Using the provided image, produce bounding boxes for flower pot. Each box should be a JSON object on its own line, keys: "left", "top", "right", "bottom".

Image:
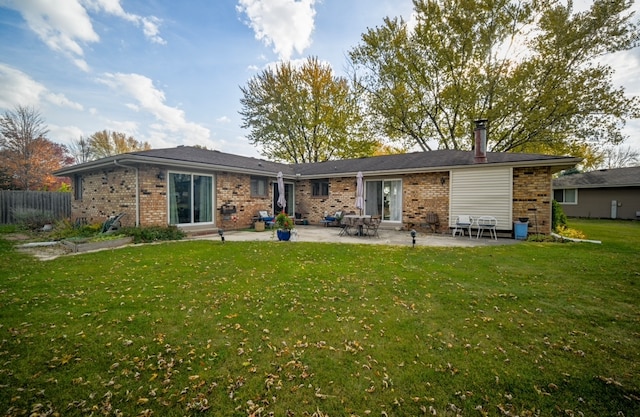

{"left": 277, "top": 230, "right": 291, "bottom": 241}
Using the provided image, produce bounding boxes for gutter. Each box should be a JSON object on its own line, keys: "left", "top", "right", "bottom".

{"left": 113, "top": 159, "right": 140, "bottom": 227}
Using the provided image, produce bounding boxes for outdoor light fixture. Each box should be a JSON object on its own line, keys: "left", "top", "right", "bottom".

{"left": 440, "top": 176, "right": 446, "bottom": 186}
{"left": 410, "top": 229, "right": 417, "bottom": 247}
{"left": 157, "top": 170, "right": 165, "bottom": 180}
{"left": 218, "top": 229, "right": 225, "bottom": 243}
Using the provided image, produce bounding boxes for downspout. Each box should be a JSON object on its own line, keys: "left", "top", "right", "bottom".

{"left": 113, "top": 160, "right": 140, "bottom": 226}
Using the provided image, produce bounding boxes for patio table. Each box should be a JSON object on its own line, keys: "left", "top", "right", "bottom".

{"left": 343, "top": 214, "right": 371, "bottom": 236}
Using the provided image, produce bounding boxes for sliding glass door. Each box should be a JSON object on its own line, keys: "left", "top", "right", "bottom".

{"left": 272, "top": 182, "right": 294, "bottom": 216}
{"left": 365, "top": 179, "right": 402, "bottom": 222}
{"left": 169, "top": 172, "right": 213, "bottom": 225}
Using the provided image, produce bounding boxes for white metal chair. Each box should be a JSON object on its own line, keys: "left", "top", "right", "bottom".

{"left": 452, "top": 215, "right": 473, "bottom": 238}
{"left": 476, "top": 216, "right": 497, "bottom": 240}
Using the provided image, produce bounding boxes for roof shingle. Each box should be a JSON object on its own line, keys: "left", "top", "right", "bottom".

{"left": 553, "top": 166, "right": 640, "bottom": 188}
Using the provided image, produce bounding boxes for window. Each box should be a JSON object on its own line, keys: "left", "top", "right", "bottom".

{"left": 73, "top": 175, "right": 83, "bottom": 200}
{"left": 251, "top": 176, "right": 268, "bottom": 197}
{"left": 554, "top": 189, "right": 577, "bottom": 204}
{"left": 169, "top": 172, "right": 213, "bottom": 225}
{"left": 311, "top": 179, "right": 329, "bottom": 197}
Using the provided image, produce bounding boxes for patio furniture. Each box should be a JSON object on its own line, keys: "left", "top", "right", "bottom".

{"left": 364, "top": 216, "right": 381, "bottom": 238}
{"left": 476, "top": 216, "right": 497, "bottom": 240}
{"left": 425, "top": 212, "right": 440, "bottom": 233}
{"left": 294, "top": 212, "right": 309, "bottom": 225}
{"left": 343, "top": 214, "right": 371, "bottom": 236}
{"left": 452, "top": 215, "right": 473, "bottom": 238}
{"left": 324, "top": 211, "right": 343, "bottom": 227}
{"left": 258, "top": 211, "right": 275, "bottom": 228}
{"left": 338, "top": 216, "right": 353, "bottom": 236}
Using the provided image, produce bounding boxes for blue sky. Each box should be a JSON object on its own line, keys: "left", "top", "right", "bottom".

{"left": 0, "top": 0, "right": 638, "bottom": 160}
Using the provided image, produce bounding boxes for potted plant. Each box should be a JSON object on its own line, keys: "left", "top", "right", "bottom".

{"left": 274, "top": 212, "right": 294, "bottom": 241}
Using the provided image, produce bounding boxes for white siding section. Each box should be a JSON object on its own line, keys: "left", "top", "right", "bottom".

{"left": 450, "top": 167, "right": 513, "bottom": 230}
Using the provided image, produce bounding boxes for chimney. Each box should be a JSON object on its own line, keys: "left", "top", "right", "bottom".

{"left": 474, "top": 119, "right": 488, "bottom": 163}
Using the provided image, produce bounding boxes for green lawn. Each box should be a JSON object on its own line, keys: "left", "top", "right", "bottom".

{"left": 1, "top": 219, "right": 638, "bottom": 416}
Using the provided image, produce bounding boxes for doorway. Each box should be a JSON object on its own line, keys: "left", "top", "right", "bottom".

{"left": 272, "top": 182, "right": 294, "bottom": 216}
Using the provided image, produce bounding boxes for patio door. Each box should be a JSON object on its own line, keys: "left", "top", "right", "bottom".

{"left": 365, "top": 179, "right": 402, "bottom": 222}
{"left": 169, "top": 172, "right": 213, "bottom": 225}
{"left": 272, "top": 182, "right": 294, "bottom": 216}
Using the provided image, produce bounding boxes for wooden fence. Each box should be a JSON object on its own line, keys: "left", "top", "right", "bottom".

{"left": 0, "top": 190, "right": 71, "bottom": 224}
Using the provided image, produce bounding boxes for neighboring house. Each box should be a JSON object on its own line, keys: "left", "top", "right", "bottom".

{"left": 552, "top": 166, "right": 640, "bottom": 220}
{"left": 55, "top": 144, "right": 581, "bottom": 235}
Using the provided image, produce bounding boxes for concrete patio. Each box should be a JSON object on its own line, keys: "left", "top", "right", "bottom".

{"left": 190, "top": 225, "right": 522, "bottom": 247}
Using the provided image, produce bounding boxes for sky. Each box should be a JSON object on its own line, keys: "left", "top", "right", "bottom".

{"left": 0, "top": 0, "right": 638, "bottom": 161}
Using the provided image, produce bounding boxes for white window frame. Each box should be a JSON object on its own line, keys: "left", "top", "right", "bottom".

{"left": 168, "top": 171, "right": 215, "bottom": 225}
{"left": 364, "top": 178, "right": 403, "bottom": 224}
{"left": 554, "top": 188, "right": 577, "bottom": 205}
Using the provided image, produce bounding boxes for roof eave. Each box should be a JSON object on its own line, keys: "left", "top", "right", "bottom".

{"left": 297, "top": 157, "right": 582, "bottom": 178}
{"left": 54, "top": 154, "right": 286, "bottom": 178}
{"left": 55, "top": 153, "right": 582, "bottom": 179}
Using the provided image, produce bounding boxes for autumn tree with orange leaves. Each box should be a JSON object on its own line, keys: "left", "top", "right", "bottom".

{"left": 0, "top": 105, "right": 73, "bottom": 190}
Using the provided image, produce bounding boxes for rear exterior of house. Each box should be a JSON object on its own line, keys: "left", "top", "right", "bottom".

{"left": 553, "top": 166, "right": 640, "bottom": 220}
{"left": 56, "top": 146, "right": 580, "bottom": 236}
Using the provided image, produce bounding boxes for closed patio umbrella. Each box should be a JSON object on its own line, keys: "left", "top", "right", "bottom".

{"left": 355, "top": 171, "right": 364, "bottom": 214}
{"left": 277, "top": 171, "right": 286, "bottom": 212}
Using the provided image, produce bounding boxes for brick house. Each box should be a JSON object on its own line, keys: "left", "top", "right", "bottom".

{"left": 55, "top": 143, "right": 581, "bottom": 235}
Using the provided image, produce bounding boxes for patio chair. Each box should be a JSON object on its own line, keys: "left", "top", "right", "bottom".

{"left": 452, "top": 215, "right": 473, "bottom": 238}
{"left": 324, "top": 210, "right": 343, "bottom": 227}
{"left": 364, "top": 216, "right": 381, "bottom": 238}
{"left": 425, "top": 212, "right": 440, "bottom": 233}
{"left": 338, "top": 216, "right": 352, "bottom": 236}
{"left": 476, "top": 216, "right": 497, "bottom": 240}
{"left": 258, "top": 210, "right": 275, "bottom": 228}
{"left": 294, "top": 212, "right": 309, "bottom": 225}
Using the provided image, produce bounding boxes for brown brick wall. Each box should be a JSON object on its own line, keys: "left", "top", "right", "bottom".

{"left": 294, "top": 172, "right": 450, "bottom": 232}
{"left": 216, "top": 172, "right": 271, "bottom": 229}
{"left": 512, "top": 166, "right": 552, "bottom": 234}
{"left": 139, "top": 165, "right": 167, "bottom": 226}
{"left": 71, "top": 166, "right": 137, "bottom": 227}
{"left": 402, "top": 172, "right": 450, "bottom": 233}
{"left": 300, "top": 177, "right": 358, "bottom": 221}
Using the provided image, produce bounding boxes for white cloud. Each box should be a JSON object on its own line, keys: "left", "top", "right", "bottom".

{"left": 82, "top": 0, "right": 166, "bottom": 44}
{"left": 97, "top": 72, "right": 210, "bottom": 146}
{"left": 216, "top": 116, "right": 231, "bottom": 124}
{"left": 0, "top": 63, "right": 45, "bottom": 108}
{"left": 140, "top": 16, "right": 165, "bottom": 45}
{"left": 0, "top": 63, "right": 83, "bottom": 110}
{"left": 48, "top": 124, "right": 84, "bottom": 144}
{"left": 1, "top": 0, "right": 164, "bottom": 71}
{"left": 1, "top": 0, "right": 98, "bottom": 71}
{"left": 237, "top": 0, "right": 317, "bottom": 60}
{"left": 44, "top": 92, "right": 84, "bottom": 111}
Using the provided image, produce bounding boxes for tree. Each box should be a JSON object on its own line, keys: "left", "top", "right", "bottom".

{"left": 88, "top": 130, "right": 151, "bottom": 159}
{"left": 596, "top": 145, "right": 640, "bottom": 169}
{"left": 348, "top": 0, "right": 640, "bottom": 162}
{"left": 239, "top": 56, "right": 377, "bottom": 163}
{"left": 0, "top": 105, "right": 73, "bottom": 190}
{"left": 67, "top": 135, "right": 92, "bottom": 164}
